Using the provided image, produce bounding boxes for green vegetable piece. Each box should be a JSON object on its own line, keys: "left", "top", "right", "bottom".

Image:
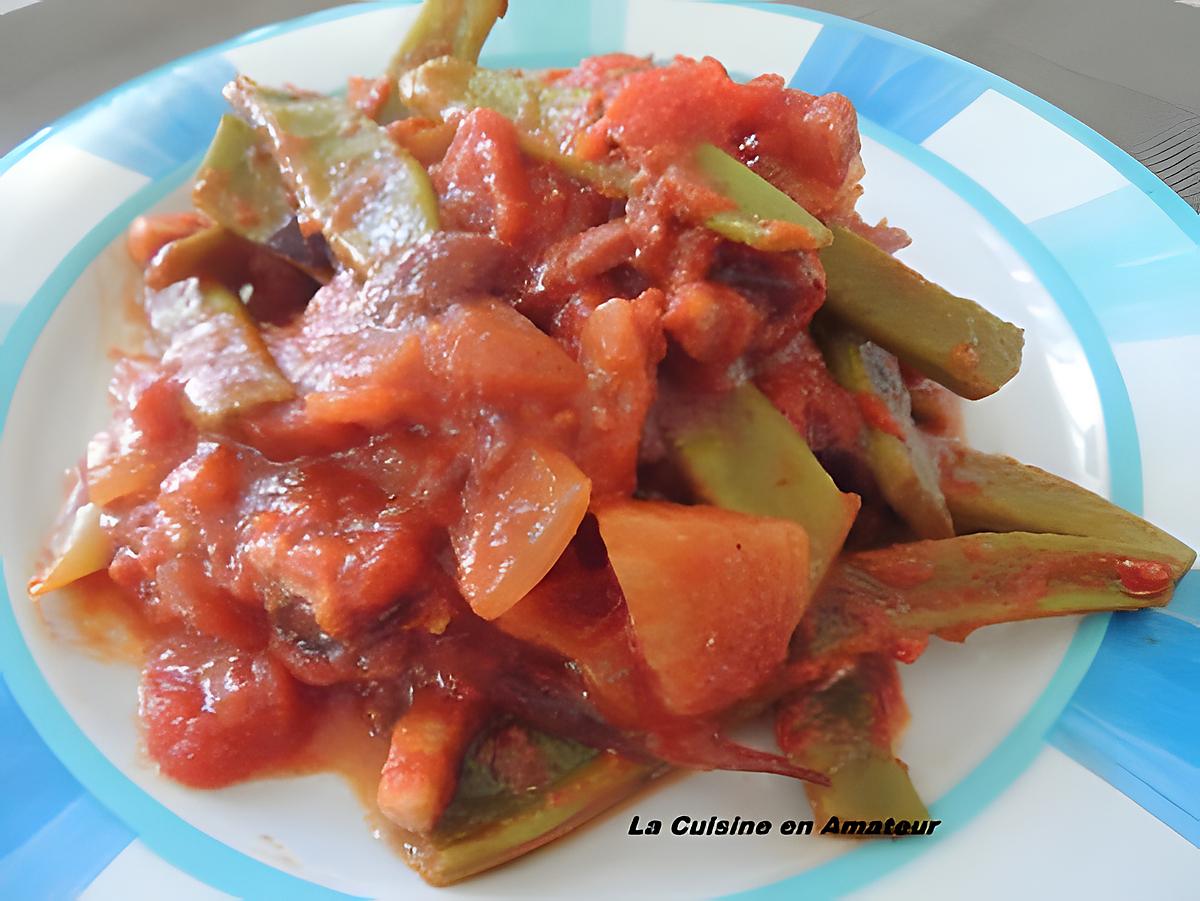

{"left": 379, "top": 0, "right": 508, "bottom": 123}
{"left": 518, "top": 136, "right": 634, "bottom": 198}
{"left": 804, "top": 531, "right": 1187, "bottom": 665}
{"left": 144, "top": 225, "right": 262, "bottom": 292}
{"left": 820, "top": 225, "right": 1024, "bottom": 400}
{"left": 192, "top": 114, "right": 294, "bottom": 245}
{"left": 667, "top": 385, "right": 918, "bottom": 836}
{"left": 668, "top": 383, "right": 860, "bottom": 586}
{"left": 777, "top": 657, "right": 929, "bottom": 826}
{"left": 409, "top": 740, "right": 663, "bottom": 886}
{"left": 145, "top": 225, "right": 321, "bottom": 325}
{"left": 399, "top": 55, "right": 596, "bottom": 152}
{"left": 400, "top": 61, "right": 828, "bottom": 247}
{"left": 435, "top": 729, "right": 597, "bottom": 841}
{"left": 816, "top": 322, "right": 954, "bottom": 539}
{"left": 695, "top": 143, "right": 833, "bottom": 252}
{"left": 401, "top": 57, "right": 630, "bottom": 194}
{"left": 388, "top": 0, "right": 508, "bottom": 79}
{"left": 225, "top": 76, "right": 439, "bottom": 275}
{"left": 144, "top": 277, "right": 294, "bottom": 424}
{"left": 940, "top": 447, "right": 1197, "bottom": 570}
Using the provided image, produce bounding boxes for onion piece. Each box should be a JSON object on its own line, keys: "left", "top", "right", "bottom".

{"left": 454, "top": 446, "right": 591, "bottom": 621}
{"left": 29, "top": 502, "right": 112, "bottom": 597}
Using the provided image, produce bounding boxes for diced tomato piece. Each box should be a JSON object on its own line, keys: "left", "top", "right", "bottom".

{"left": 518, "top": 161, "right": 613, "bottom": 256}
{"left": 535, "top": 219, "right": 636, "bottom": 298}
{"left": 594, "top": 499, "right": 810, "bottom": 717}
{"left": 576, "top": 292, "right": 665, "bottom": 497}
{"left": 756, "top": 331, "right": 866, "bottom": 456}
{"left": 547, "top": 53, "right": 654, "bottom": 97}
{"left": 157, "top": 441, "right": 243, "bottom": 512}
{"left": 266, "top": 272, "right": 438, "bottom": 431}
{"left": 125, "top": 364, "right": 193, "bottom": 444}
{"left": 432, "top": 107, "right": 534, "bottom": 246}
{"left": 583, "top": 56, "right": 865, "bottom": 223}
{"left": 377, "top": 690, "right": 486, "bottom": 834}
{"left": 584, "top": 56, "right": 741, "bottom": 167}
{"left": 302, "top": 335, "right": 428, "bottom": 430}
{"left": 139, "top": 637, "right": 305, "bottom": 787}
{"left": 153, "top": 556, "right": 264, "bottom": 650}
{"left": 235, "top": 400, "right": 368, "bottom": 460}
{"left": 663, "top": 281, "right": 761, "bottom": 366}
{"left": 86, "top": 360, "right": 193, "bottom": 506}
{"left": 347, "top": 75, "right": 392, "bottom": 120}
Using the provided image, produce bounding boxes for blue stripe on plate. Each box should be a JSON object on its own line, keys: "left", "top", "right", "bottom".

{"left": 788, "top": 23, "right": 986, "bottom": 144}
{"left": 0, "top": 676, "right": 133, "bottom": 895}
{"left": 0, "top": 795, "right": 133, "bottom": 899}
{"left": 0, "top": 677, "right": 83, "bottom": 858}
{"left": 480, "top": 0, "right": 627, "bottom": 70}
{"left": 1030, "top": 185, "right": 1200, "bottom": 341}
{"left": 57, "top": 54, "right": 237, "bottom": 179}
{"left": 1051, "top": 571, "right": 1200, "bottom": 846}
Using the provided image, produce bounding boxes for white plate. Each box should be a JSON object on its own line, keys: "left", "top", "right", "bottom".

{"left": 2, "top": 1, "right": 1197, "bottom": 898}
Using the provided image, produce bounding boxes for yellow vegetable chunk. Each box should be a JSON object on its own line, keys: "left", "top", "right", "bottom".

{"left": 595, "top": 499, "right": 809, "bottom": 717}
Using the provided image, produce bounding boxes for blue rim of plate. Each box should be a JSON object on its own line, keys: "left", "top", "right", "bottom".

{"left": 0, "top": 1, "right": 1194, "bottom": 897}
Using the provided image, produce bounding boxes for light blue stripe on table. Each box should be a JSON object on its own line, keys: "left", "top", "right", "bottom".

{"left": 0, "top": 679, "right": 85, "bottom": 859}
{"left": 57, "top": 54, "right": 237, "bottom": 180}
{"left": 0, "top": 676, "right": 133, "bottom": 897}
{"left": 1052, "top": 571, "right": 1200, "bottom": 846}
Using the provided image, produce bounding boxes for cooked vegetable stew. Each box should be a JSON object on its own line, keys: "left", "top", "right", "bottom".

{"left": 30, "top": 0, "right": 1194, "bottom": 886}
